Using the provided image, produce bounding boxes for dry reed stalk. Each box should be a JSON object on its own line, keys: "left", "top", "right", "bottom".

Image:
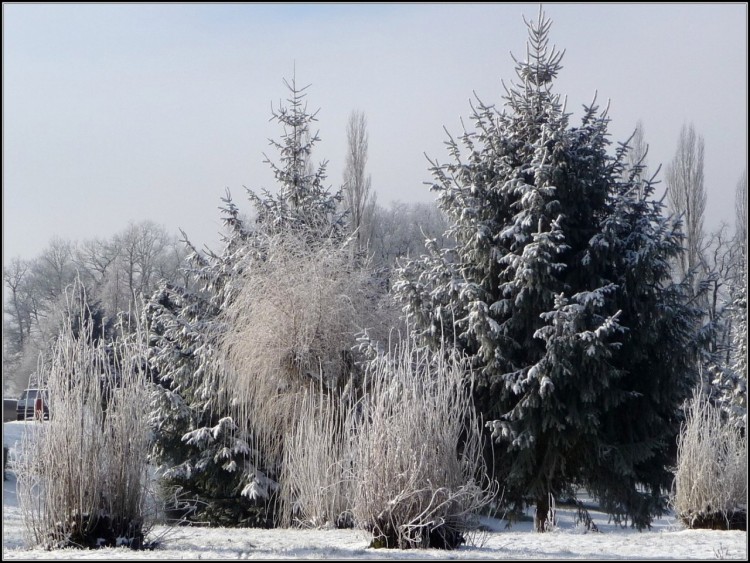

{"left": 673, "top": 387, "right": 747, "bottom": 530}
{"left": 15, "top": 283, "right": 152, "bottom": 548}
{"left": 348, "top": 339, "right": 498, "bottom": 549}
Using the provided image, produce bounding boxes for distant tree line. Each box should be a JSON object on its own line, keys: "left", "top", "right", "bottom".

{"left": 3, "top": 205, "right": 446, "bottom": 396}
{"left": 3, "top": 221, "right": 189, "bottom": 395}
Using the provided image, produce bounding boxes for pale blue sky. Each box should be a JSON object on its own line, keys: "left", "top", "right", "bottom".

{"left": 3, "top": 3, "right": 747, "bottom": 263}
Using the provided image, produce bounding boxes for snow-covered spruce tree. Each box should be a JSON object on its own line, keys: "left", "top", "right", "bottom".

{"left": 247, "top": 76, "right": 345, "bottom": 242}
{"left": 711, "top": 175, "right": 747, "bottom": 431}
{"left": 145, "top": 201, "right": 272, "bottom": 528}
{"left": 578, "top": 145, "right": 703, "bottom": 529}
{"left": 16, "top": 281, "right": 152, "bottom": 549}
{"left": 729, "top": 263, "right": 747, "bottom": 427}
{"left": 396, "top": 8, "right": 701, "bottom": 531}
{"left": 147, "top": 75, "right": 361, "bottom": 527}
{"left": 711, "top": 260, "right": 748, "bottom": 430}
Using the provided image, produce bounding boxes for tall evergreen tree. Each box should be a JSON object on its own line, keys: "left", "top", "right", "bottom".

{"left": 146, "top": 196, "right": 275, "bottom": 526}
{"left": 147, "top": 76, "right": 344, "bottom": 526}
{"left": 396, "top": 8, "right": 701, "bottom": 530}
{"left": 729, "top": 263, "right": 748, "bottom": 428}
{"left": 248, "top": 76, "right": 344, "bottom": 240}
{"left": 710, "top": 239, "right": 748, "bottom": 430}
{"left": 705, "top": 172, "right": 747, "bottom": 430}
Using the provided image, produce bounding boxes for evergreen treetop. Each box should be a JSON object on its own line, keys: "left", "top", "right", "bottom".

{"left": 248, "top": 75, "right": 345, "bottom": 241}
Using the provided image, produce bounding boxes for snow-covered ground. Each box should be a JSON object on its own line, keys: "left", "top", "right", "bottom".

{"left": 3, "top": 421, "right": 747, "bottom": 560}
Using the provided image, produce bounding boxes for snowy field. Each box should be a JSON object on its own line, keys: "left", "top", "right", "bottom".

{"left": 3, "top": 421, "right": 747, "bottom": 560}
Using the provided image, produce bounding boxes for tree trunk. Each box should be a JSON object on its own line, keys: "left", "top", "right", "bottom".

{"left": 534, "top": 494, "right": 549, "bottom": 532}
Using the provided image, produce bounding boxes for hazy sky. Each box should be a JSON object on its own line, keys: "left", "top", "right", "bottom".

{"left": 3, "top": 3, "right": 747, "bottom": 264}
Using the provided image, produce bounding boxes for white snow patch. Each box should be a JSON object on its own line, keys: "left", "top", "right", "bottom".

{"left": 3, "top": 421, "right": 747, "bottom": 560}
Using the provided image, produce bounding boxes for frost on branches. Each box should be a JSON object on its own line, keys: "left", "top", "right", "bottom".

{"left": 396, "top": 8, "right": 701, "bottom": 531}
{"left": 16, "top": 282, "right": 152, "bottom": 549}
{"left": 146, "top": 76, "right": 385, "bottom": 528}
{"left": 711, "top": 262, "right": 748, "bottom": 430}
{"left": 146, "top": 194, "right": 276, "bottom": 527}
{"left": 247, "top": 76, "right": 345, "bottom": 242}
{"left": 215, "top": 79, "right": 393, "bottom": 528}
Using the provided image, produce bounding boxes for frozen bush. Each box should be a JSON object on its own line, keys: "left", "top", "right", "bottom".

{"left": 219, "top": 231, "right": 393, "bottom": 493}
{"left": 672, "top": 387, "right": 747, "bottom": 530}
{"left": 349, "top": 338, "right": 498, "bottom": 549}
{"left": 15, "top": 283, "right": 153, "bottom": 549}
{"left": 279, "top": 387, "right": 353, "bottom": 528}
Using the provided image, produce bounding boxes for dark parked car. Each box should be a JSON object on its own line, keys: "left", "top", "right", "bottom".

{"left": 16, "top": 389, "right": 49, "bottom": 421}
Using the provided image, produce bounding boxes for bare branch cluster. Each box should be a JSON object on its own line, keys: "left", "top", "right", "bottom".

{"left": 219, "top": 230, "right": 390, "bottom": 481}
{"left": 279, "top": 387, "right": 353, "bottom": 528}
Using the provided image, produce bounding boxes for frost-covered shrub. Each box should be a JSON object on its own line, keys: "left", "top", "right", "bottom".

{"left": 15, "top": 284, "right": 153, "bottom": 549}
{"left": 672, "top": 388, "right": 747, "bottom": 530}
{"left": 279, "top": 387, "right": 353, "bottom": 528}
{"left": 349, "top": 338, "right": 498, "bottom": 549}
{"left": 219, "top": 231, "right": 391, "bottom": 494}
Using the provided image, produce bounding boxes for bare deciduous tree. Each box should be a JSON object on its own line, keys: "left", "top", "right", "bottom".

{"left": 3, "top": 257, "right": 31, "bottom": 350}
{"left": 3, "top": 222, "right": 185, "bottom": 397}
{"left": 111, "top": 221, "right": 177, "bottom": 312}
{"left": 666, "top": 123, "right": 706, "bottom": 281}
{"left": 74, "top": 236, "right": 120, "bottom": 287}
{"left": 3, "top": 257, "right": 36, "bottom": 395}
{"left": 343, "top": 110, "right": 376, "bottom": 250}
{"left": 701, "top": 224, "right": 736, "bottom": 359}
{"left": 369, "top": 201, "right": 449, "bottom": 269}
{"left": 32, "top": 237, "right": 77, "bottom": 305}
{"left": 623, "top": 120, "right": 649, "bottom": 194}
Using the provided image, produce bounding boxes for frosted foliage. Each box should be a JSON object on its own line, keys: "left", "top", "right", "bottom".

{"left": 672, "top": 388, "right": 747, "bottom": 527}
{"left": 710, "top": 261, "right": 748, "bottom": 431}
{"left": 14, "top": 282, "right": 151, "bottom": 548}
{"left": 349, "top": 339, "right": 498, "bottom": 549}
{"left": 280, "top": 388, "right": 353, "bottom": 528}
{"left": 396, "top": 5, "right": 700, "bottom": 532}
{"left": 729, "top": 264, "right": 747, "bottom": 427}
{"left": 219, "top": 231, "right": 385, "bottom": 475}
